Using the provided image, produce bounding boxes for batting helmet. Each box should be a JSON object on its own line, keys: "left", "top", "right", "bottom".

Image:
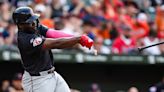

{"left": 12, "top": 7, "right": 40, "bottom": 24}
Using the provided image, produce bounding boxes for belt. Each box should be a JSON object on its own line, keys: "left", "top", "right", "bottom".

{"left": 29, "top": 67, "right": 55, "bottom": 76}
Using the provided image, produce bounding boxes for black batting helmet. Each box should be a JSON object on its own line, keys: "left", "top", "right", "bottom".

{"left": 12, "top": 7, "right": 40, "bottom": 24}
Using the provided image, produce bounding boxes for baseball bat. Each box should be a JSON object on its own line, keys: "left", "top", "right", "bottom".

{"left": 138, "top": 41, "right": 164, "bottom": 52}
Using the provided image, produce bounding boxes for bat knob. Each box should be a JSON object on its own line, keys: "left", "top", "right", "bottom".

{"left": 138, "top": 47, "right": 143, "bottom": 52}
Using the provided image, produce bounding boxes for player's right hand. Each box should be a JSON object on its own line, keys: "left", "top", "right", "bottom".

{"left": 80, "top": 35, "right": 93, "bottom": 49}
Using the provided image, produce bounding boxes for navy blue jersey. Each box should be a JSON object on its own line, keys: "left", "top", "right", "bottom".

{"left": 17, "top": 25, "right": 53, "bottom": 75}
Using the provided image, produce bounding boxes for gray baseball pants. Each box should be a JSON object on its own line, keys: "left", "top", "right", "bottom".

{"left": 22, "top": 71, "right": 70, "bottom": 92}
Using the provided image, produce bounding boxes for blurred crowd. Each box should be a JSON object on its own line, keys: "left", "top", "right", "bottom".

{"left": 0, "top": 73, "right": 140, "bottom": 92}
{"left": 0, "top": 73, "right": 24, "bottom": 92}
{"left": 1, "top": 0, "right": 164, "bottom": 55}
{"left": 0, "top": 73, "right": 103, "bottom": 92}
{"left": 1, "top": 73, "right": 164, "bottom": 92}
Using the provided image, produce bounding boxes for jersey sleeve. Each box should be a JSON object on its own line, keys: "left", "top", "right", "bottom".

{"left": 38, "top": 25, "right": 49, "bottom": 37}
{"left": 46, "top": 29, "right": 74, "bottom": 38}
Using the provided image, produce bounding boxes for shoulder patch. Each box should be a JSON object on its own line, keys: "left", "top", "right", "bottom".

{"left": 31, "top": 37, "right": 43, "bottom": 47}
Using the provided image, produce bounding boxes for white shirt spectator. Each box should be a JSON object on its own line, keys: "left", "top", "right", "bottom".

{"left": 142, "top": 37, "right": 161, "bottom": 55}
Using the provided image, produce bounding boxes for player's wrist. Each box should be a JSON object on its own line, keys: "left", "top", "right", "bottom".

{"left": 73, "top": 36, "right": 81, "bottom": 44}
{"left": 79, "top": 35, "right": 86, "bottom": 46}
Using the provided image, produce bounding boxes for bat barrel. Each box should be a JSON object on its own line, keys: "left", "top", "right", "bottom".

{"left": 138, "top": 41, "right": 164, "bottom": 52}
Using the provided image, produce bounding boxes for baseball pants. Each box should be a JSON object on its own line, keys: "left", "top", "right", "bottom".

{"left": 22, "top": 71, "right": 71, "bottom": 92}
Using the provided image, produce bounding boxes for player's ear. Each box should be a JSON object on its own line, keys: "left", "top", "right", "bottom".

{"left": 17, "top": 23, "right": 33, "bottom": 31}
{"left": 32, "top": 22, "right": 35, "bottom": 27}
{"left": 17, "top": 24, "right": 25, "bottom": 29}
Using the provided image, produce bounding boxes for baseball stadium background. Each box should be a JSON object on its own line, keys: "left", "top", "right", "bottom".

{"left": 0, "top": 0, "right": 164, "bottom": 92}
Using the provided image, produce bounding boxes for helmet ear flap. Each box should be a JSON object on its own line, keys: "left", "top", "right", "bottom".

{"left": 34, "top": 19, "right": 40, "bottom": 28}
{"left": 30, "top": 19, "right": 40, "bottom": 30}
{"left": 36, "top": 19, "right": 40, "bottom": 28}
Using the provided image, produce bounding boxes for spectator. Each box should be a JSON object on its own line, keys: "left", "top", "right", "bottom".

{"left": 88, "top": 83, "right": 102, "bottom": 92}
{"left": 11, "top": 0, "right": 33, "bottom": 7}
{"left": 0, "top": 27, "right": 9, "bottom": 46}
{"left": 71, "top": 89, "right": 81, "bottom": 92}
{"left": 4, "top": 20, "right": 17, "bottom": 46}
{"left": 0, "top": 80, "right": 16, "bottom": 92}
{"left": 150, "top": 0, "right": 164, "bottom": 7}
{"left": 155, "top": 5, "right": 164, "bottom": 38}
{"left": 0, "top": 26, "right": 8, "bottom": 46}
{"left": 0, "top": 1, "right": 11, "bottom": 24}
{"left": 67, "top": 0, "right": 85, "bottom": 16}
{"left": 140, "top": 0, "right": 156, "bottom": 22}
{"left": 98, "top": 20, "right": 118, "bottom": 42}
{"left": 34, "top": 4, "right": 54, "bottom": 28}
{"left": 124, "top": 1, "right": 139, "bottom": 17}
{"left": 82, "top": 20, "right": 96, "bottom": 40}
{"left": 140, "top": 29, "right": 161, "bottom": 55}
{"left": 159, "top": 38, "right": 164, "bottom": 54}
{"left": 94, "top": 37, "right": 111, "bottom": 54}
{"left": 82, "top": 0, "right": 105, "bottom": 27}
{"left": 103, "top": 0, "right": 123, "bottom": 20}
{"left": 122, "top": 1, "right": 150, "bottom": 40}
{"left": 60, "top": 15, "right": 82, "bottom": 35}
{"left": 50, "top": 0, "right": 65, "bottom": 19}
{"left": 59, "top": 16, "right": 76, "bottom": 34}
{"left": 130, "top": 12, "right": 150, "bottom": 39}
{"left": 112, "top": 25, "right": 136, "bottom": 54}
{"left": 0, "top": 1, "right": 11, "bottom": 46}
{"left": 11, "top": 73, "right": 24, "bottom": 92}
{"left": 1, "top": 80, "right": 10, "bottom": 92}
{"left": 128, "top": 87, "right": 139, "bottom": 92}
{"left": 54, "top": 18, "right": 65, "bottom": 30}
{"left": 0, "top": 2, "right": 10, "bottom": 46}
{"left": 149, "top": 76, "right": 164, "bottom": 92}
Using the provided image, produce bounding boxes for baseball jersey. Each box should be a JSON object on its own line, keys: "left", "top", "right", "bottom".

{"left": 17, "top": 25, "right": 53, "bottom": 75}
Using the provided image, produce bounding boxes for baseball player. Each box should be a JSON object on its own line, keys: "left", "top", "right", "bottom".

{"left": 12, "top": 7, "right": 93, "bottom": 92}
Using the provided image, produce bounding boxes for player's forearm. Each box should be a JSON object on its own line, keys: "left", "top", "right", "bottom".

{"left": 43, "top": 36, "right": 81, "bottom": 49}
{"left": 46, "top": 29, "right": 73, "bottom": 38}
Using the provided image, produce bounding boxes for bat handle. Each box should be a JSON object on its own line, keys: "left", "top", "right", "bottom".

{"left": 138, "top": 47, "right": 143, "bottom": 52}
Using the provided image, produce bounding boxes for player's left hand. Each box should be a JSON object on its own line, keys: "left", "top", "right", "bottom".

{"left": 80, "top": 35, "right": 93, "bottom": 49}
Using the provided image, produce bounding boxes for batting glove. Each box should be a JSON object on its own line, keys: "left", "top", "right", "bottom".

{"left": 80, "top": 35, "right": 93, "bottom": 49}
